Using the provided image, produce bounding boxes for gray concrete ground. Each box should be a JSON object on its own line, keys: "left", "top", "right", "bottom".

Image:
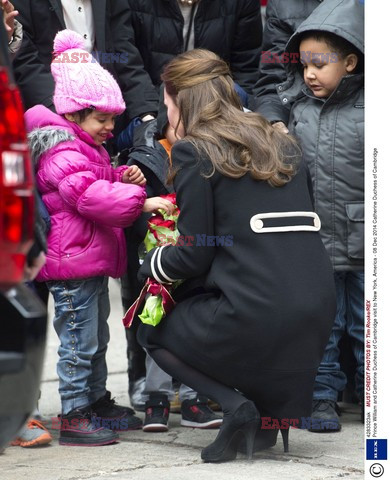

{"left": 1, "top": 280, "right": 365, "bottom": 480}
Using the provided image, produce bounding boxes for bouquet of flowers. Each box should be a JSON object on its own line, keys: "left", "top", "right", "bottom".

{"left": 144, "top": 193, "right": 180, "bottom": 251}
{"left": 123, "top": 194, "right": 180, "bottom": 328}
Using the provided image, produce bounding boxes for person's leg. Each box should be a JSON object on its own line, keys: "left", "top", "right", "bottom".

{"left": 313, "top": 272, "right": 348, "bottom": 401}
{"left": 310, "top": 272, "right": 348, "bottom": 432}
{"left": 48, "top": 278, "right": 119, "bottom": 446}
{"left": 142, "top": 353, "right": 174, "bottom": 401}
{"left": 125, "top": 317, "right": 146, "bottom": 410}
{"left": 345, "top": 271, "right": 364, "bottom": 401}
{"left": 88, "top": 276, "right": 110, "bottom": 404}
{"left": 48, "top": 278, "right": 101, "bottom": 414}
{"left": 142, "top": 353, "right": 173, "bottom": 432}
{"left": 149, "top": 348, "right": 259, "bottom": 462}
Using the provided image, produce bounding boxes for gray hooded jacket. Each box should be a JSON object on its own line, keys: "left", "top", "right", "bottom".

{"left": 280, "top": 0, "right": 364, "bottom": 271}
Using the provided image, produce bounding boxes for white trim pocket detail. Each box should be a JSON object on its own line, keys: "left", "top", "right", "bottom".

{"left": 250, "top": 211, "right": 321, "bottom": 233}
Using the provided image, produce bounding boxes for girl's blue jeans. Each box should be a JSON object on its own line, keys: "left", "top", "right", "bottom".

{"left": 47, "top": 276, "right": 110, "bottom": 414}
{"left": 313, "top": 271, "right": 364, "bottom": 402}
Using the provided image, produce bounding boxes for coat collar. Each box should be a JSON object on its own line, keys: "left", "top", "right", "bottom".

{"left": 301, "top": 73, "right": 364, "bottom": 105}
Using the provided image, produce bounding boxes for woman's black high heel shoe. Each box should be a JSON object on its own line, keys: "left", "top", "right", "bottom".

{"left": 201, "top": 401, "right": 260, "bottom": 463}
{"left": 238, "top": 424, "right": 290, "bottom": 454}
{"left": 280, "top": 427, "right": 289, "bottom": 453}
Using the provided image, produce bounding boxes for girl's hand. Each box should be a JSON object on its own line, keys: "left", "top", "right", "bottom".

{"left": 142, "top": 197, "right": 175, "bottom": 215}
{"left": 122, "top": 165, "right": 146, "bottom": 186}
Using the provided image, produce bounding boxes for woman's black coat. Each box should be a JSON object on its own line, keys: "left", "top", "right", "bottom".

{"left": 138, "top": 141, "right": 336, "bottom": 422}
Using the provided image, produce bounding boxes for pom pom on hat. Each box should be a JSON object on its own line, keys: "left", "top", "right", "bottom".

{"left": 53, "top": 30, "right": 85, "bottom": 55}
{"left": 51, "top": 29, "right": 126, "bottom": 115}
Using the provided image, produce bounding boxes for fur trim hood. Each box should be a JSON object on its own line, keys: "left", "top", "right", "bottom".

{"left": 28, "top": 128, "right": 74, "bottom": 166}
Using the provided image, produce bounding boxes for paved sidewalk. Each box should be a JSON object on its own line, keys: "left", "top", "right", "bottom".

{"left": 1, "top": 280, "right": 365, "bottom": 480}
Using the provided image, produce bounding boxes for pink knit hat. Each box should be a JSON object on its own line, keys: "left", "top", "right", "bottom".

{"left": 51, "top": 30, "right": 125, "bottom": 115}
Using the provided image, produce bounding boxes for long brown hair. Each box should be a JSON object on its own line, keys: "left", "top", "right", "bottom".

{"left": 161, "top": 49, "right": 299, "bottom": 187}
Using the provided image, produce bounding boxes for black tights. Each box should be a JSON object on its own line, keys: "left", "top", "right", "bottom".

{"left": 149, "top": 348, "right": 247, "bottom": 416}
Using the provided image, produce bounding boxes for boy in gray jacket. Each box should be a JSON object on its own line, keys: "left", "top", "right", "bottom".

{"left": 281, "top": 0, "right": 364, "bottom": 431}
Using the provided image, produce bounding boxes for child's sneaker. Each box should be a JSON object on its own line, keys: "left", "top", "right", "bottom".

{"left": 143, "top": 394, "right": 170, "bottom": 432}
{"left": 91, "top": 390, "right": 142, "bottom": 431}
{"left": 11, "top": 419, "right": 52, "bottom": 447}
{"left": 59, "top": 406, "right": 119, "bottom": 446}
{"left": 181, "top": 396, "right": 223, "bottom": 429}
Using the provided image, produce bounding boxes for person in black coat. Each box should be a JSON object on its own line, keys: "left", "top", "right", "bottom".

{"left": 111, "top": 0, "right": 263, "bottom": 123}
{"left": 11, "top": 0, "right": 137, "bottom": 111}
{"left": 251, "top": 0, "right": 323, "bottom": 130}
{"left": 136, "top": 48, "right": 337, "bottom": 463}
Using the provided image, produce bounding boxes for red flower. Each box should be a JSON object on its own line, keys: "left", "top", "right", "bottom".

{"left": 161, "top": 193, "right": 177, "bottom": 205}
{"left": 148, "top": 216, "right": 175, "bottom": 231}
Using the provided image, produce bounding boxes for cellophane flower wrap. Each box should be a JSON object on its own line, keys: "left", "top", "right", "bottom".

{"left": 143, "top": 193, "right": 180, "bottom": 252}
{"left": 122, "top": 194, "right": 180, "bottom": 329}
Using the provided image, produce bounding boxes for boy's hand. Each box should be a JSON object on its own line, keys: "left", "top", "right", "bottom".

{"left": 122, "top": 165, "right": 146, "bottom": 186}
{"left": 142, "top": 197, "right": 175, "bottom": 215}
{"left": 272, "top": 121, "right": 289, "bottom": 134}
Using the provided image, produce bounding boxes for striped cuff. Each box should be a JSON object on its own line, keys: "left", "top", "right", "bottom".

{"left": 150, "top": 245, "right": 180, "bottom": 284}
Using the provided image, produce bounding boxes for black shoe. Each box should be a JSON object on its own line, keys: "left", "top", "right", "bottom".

{"left": 237, "top": 417, "right": 290, "bottom": 454}
{"left": 309, "top": 400, "right": 341, "bottom": 432}
{"left": 59, "top": 406, "right": 119, "bottom": 446}
{"left": 143, "top": 394, "right": 170, "bottom": 432}
{"left": 91, "top": 391, "right": 142, "bottom": 431}
{"left": 201, "top": 401, "right": 260, "bottom": 463}
{"left": 181, "top": 396, "right": 222, "bottom": 429}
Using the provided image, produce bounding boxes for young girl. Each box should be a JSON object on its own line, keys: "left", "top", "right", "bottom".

{"left": 24, "top": 30, "right": 173, "bottom": 447}
{"left": 136, "top": 49, "right": 337, "bottom": 462}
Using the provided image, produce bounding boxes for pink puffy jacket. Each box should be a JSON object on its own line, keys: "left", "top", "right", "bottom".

{"left": 25, "top": 105, "right": 146, "bottom": 281}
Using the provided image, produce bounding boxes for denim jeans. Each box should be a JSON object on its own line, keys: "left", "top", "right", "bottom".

{"left": 313, "top": 271, "right": 364, "bottom": 402}
{"left": 47, "top": 276, "right": 110, "bottom": 414}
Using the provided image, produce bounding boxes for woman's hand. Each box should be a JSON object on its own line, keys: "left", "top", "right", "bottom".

{"left": 122, "top": 165, "right": 146, "bottom": 186}
{"left": 142, "top": 197, "right": 175, "bottom": 215}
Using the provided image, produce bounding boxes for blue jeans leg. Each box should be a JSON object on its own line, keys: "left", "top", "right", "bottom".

{"left": 345, "top": 271, "right": 364, "bottom": 398}
{"left": 87, "top": 277, "right": 110, "bottom": 405}
{"left": 47, "top": 276, "right": 110, "bottom": 414}
{"left": 313, "top": 272, "right": 348, "bottom": 401}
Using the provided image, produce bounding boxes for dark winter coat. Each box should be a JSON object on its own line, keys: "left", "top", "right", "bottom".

{"left": 252, "top": 0, "right": 323, "bottom": 123}
{"left": 112, "top": 0, "right": 263, "bottom": 120}
{"left": 120, "top": 120, "right": 173, "bottom": 304}
{"left": 12, "top": 0, "right": 117, "bottom": 110}
{"left": 283, "top": 0, "right": 364, "bottom": 271}
{"left": 138, "top": 140, "right": 336, "bottom": 421}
